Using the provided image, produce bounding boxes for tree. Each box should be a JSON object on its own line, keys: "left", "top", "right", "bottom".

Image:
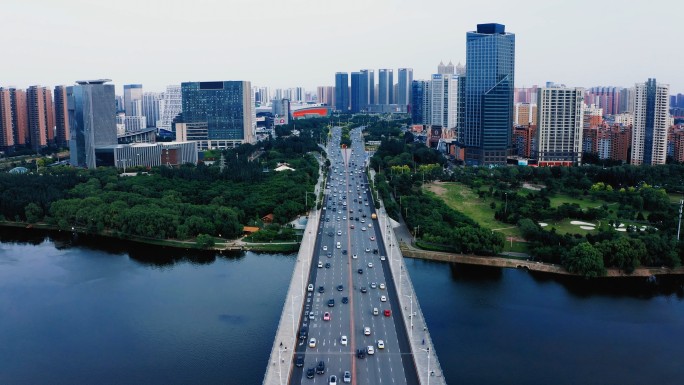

{"left": 25, "top": 203, "right": 43, "bottom": 223}
{"left": 195, "top": 234, "right": 215, "bottom": 249}
{"left": 564, "top": 242, "right": 606, "bottom": 278}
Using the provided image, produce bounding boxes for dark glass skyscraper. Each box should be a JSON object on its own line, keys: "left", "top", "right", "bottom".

{"left": 361, "top": 69, "right": 374, "bottom": 107}
{"left": 350, "top": 72, "right": 363, "bottom": 113}
{"left": 411, "top": 80, "right": 428, "bottom": 125}
{"left": 463, "top": 23, "right": 515, "bottom": 165}
{"left": 180, "top": 81, "right": 255, "bottom": 144}
{"left": 378, "top": 69, "right": 393, "bottom": 105}
{"left": 396, "top": 68, "right": 413, "bottom": 108}
{"left": 335, "top": 72, "right": 349, "bottom": 112}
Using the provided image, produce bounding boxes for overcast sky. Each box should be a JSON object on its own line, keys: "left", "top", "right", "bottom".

{"left": 3, "top": 0, "right": 682, "bottom": 94}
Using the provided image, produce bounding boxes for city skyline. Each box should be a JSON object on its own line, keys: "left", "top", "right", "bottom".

{"left": 3, "top": 0, "right": 682, "bottom": 93}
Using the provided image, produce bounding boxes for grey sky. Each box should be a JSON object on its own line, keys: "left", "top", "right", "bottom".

{"left": 3, "top": 0, "right": 683, "bottom": 94}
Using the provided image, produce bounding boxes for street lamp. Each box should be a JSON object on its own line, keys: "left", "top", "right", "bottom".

{"left": 418, "top": 347, "right": 432, "bottom": 385}
{"left": 404, "top": 293, "right": 414, "bottom": 337}
{"left": 277, "top": 342, "right": 288, "bottom": 385}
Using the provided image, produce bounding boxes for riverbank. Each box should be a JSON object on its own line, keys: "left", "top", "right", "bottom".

{"left": 401, "top": 243, "right": 684, "bottom": 277}
{"left": 0, "top": 221, "right": 301, "bottom": 253}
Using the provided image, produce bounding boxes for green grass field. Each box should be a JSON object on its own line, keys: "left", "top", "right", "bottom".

{"left": 548, "top": 194, "right": 610, "bottom": 210}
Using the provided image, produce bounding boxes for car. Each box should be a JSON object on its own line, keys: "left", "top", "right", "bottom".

{"left": 308, "top": 284, "right": 314, "bottom": 292}
{"left": 296, "top": 355, "right": 304, "bottom": 367}
{"left": 377, "top": 340, "right": 385, "bottom": 349}
{"left": 325, "top": 262, "right": 331, "bottom": 268}
{"left": 328, "top": 232, "right": 334, "bottom": 236}
{"left": 360, "top": 287, "right": 367, "bottom": 293}
{"left": 364, "top": 327, "right": 371, "bottom": 336}
{"left": 356, "top": 348, "right": 366, "bottom": 359}
{"left": 368, "top": 262, "right": 373, "bottom": 268}
{"left": 370, "top": 236, "right": 375, "bottom": 241}
{"left": 355, "top": 217, "right": 359, "bottom": 221}
{"left": 318, "top": 286, "right": 325, "bottom": 293}
{"left": 323, "top": 245, "right": 328, "bottom": 251}
{"left": 327, "top": 253, "right": 332, "bottom": 258}
{"left": 370, "top": 282, "right": 377, "bottom": 289}
{"left": 365, "top": 247, "right": 371, "bottom": 252}
{"left": 343, "top": 371, "right": 351, "bottom": 383}
{"left": 380, "top": 295, "right": 387, "bottom": 302}
{"left": 316, "top": 360, "right": 326, "bottom": 374}
{"left": 373, "top": 307, "right": 379, "bottom": 316}
{"left": 342, "top": 250, "right": 347, "bottom": 255}
{"left": 318, "top": 261, "right": 323, "bottom": 268}
{"left": 309, "top": 338, "right": 317, "bottom": 348}
{"left": 361, "top": 219, "right": 366, "bottom": 223}
{"left": 372, "top": 249, "right": 378, "bottom": 254}
{"left": 365, "top": 203, "right": 369, "bottom": 206}
{"left": 342, "top": 296, "right": 349, "bottom": 304}
{"left": 337, "top": 231, "right": 342, "bottom": 236}
{"left": 352, "top": 254, "right": 358, "bottom": 259}
{"left": 384, "top": 309, "right": 391, "bottom": 317}
{"left": 329, "top": 375, "right": 337, "bottom": 385}
{"left": 328, "top": 298, "right": 335, "bottom": 307}
{"left": 368, "top": 223, "right": 373, "bottom": 228}
{"left": 350, "top": 224, "right": 355, "bottom": 229}
{"left": 307, "top": 367, "right": 315, "bottom": 379}
{"left": 367, "top": 346, "right": 375, "bottom": 355}
{"left": 309, "top": 311, "right": 315, "bottom": 320}
{"left": 380, "top": 255, "right": 386, "bottom": 261}
{"left": 337, "top": 284, "right": 344, "bottom": 291}
{"left": 357, "top": 269, "right": 363, "bottom": 274}
{"left": 361, "top": 227, "right": 367, "bottom": 231}
{"left": 341, "top": 335, "right": 348, "bottom": 346}
{"left": 343, "top": 216, "right": 346, "bottom": 220}
{"left": 323, "top": 312, "right": 331, "bottom": 321}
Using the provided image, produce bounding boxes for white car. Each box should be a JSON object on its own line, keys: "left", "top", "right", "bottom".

{"left": 309, "top": 338, "right": 317, "bottom": 348}
{"left": 364, "top": 327, "right": 371, "bottom": 336}
{"left": 318, "top": 262, "right": 323, "bottom": 268}
{"left": 367, "top": 345, "right": 375, "bottom": 355}
{"left": 337, "top": 231, "right": 342, "bottom": 236}
{"left": 341, "top": 335, "right": 348, "bottom": 346}
{"left": 368, "top": 223, "right": 373, "bottom": 228}
{"left": 323, "top": 246, "right": 328, "bottom": 251}
{"left": 380, "top": 295, "right": 387, "bottom": 302}
{"left": 352, "top": 254, "right": 358, "bottom": 259}
{"left": 365, "top": 248, "right": 371, "bottom": 252}
{"left": 377, "top": 340, "right": 385, "bottom": 349}
{"left": 308, "top": 284, "right": 314, "bottom": 292}
{"left": 379, "top": 283, "right": 386, "bottom": 290}
{"left": 361, "top": 227, "right": 367, "bottom": 231}
{"left": 368, "top": 262, "right": 373, "bottom": 268}
{"left": 380, "top": 255, "right": 386, "bottom": 261}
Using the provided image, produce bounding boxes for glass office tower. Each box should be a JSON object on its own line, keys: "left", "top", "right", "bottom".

{"left": 463, "top": 23, "right": 515, "bottom": 165}
{"left": 335, "top": 72, "right": 349, "bottom": 112}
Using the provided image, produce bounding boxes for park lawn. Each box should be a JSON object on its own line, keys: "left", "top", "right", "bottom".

{"left": 668, "top": 193, "right": 684, "bottom": 204}
{"left": 548, "top": 193, "right": 610, "bottom": 210}
{"left": 424, "top": 182, "right": 521, "bottom": 238}
{"left": 543, "top": 218, "right": 599, "bottom": 235}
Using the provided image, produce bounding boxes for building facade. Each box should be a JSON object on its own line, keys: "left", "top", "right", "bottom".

{"left": 54, "top": 85, "right": 70, "bottom": 148}
{"left": 157, "top": 85, "right": 182, "bottom": 132}
{"left": 429, "top": 74, "right": 459, "bottom": 129}
{"left": 411, "top": 80, "right": 430, "bottom": 125}
{"left": 142, "top": 92, "right": 161, "bottom": 128}
{"left": 350, "top": 72, "right": 364, "bottom": 113}
{"left": 396, "top": 68, "right": 413, "bottom": 108}
{"left": 123, "top": 84, "right": 143, "bottom": 117}
{"left": 535, "top": 85, "right": 584, "bottom": 166}
{"left": 334, "top": 72, "right": 349, "bottom": 112}
{"left": 630, "top": 78, "right": 670, "bottom": 165}
{"left": 68, "top": 79, "right": 118, "bottom": 169}
{"left": 378, "top": 69, "right": 394, "bottom": 105}
{"left": 26, "top": 86, "right": 54, "bottom": 151}
{"left": 180, "top": 81, "right": 256, "bottom": 147}
{"left": 463, "top": 23, "right": 516, "bottom": 165}
{"left": 361, "top": 69, "right": 374, "bottom": 107}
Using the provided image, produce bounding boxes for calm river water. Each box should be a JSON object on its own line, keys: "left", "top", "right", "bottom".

{"left": 1, "top": 228, "right": 683, "bottom": 385}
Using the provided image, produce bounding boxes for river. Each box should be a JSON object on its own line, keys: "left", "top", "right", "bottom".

{"left": 1, "top": 228, "right": 683, "bottom": 385}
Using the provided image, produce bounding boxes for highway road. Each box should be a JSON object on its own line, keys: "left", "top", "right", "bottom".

{"left": 290, "top": 127, "right": 419, "bottom": 385}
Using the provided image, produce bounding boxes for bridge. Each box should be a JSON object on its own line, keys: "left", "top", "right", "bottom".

{"left": 263, "top": 127, "right": 445, "bottom": 385}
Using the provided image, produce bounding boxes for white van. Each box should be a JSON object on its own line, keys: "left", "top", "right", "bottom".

{"left": 336, "top": 242, "right": 341, "bottom": 249}
{"left": 373, "top": 307, "right": 379, "bottom": 316}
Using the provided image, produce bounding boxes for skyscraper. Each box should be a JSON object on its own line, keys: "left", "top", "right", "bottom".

{"left": 180, "top": 81, "right": 256, "bottom": 146}
{"left": 54, "top": 85, "right": 70, "bottom": 148}
{"left": 334, "top": 72, "right": 349, "bottom": 112}
{"left": 360, "top": 69, "right": 374, "bottom": 106}
{"left": 26, "top": 85, "right": 54, "bottom": 151}
{"left": 463, "top": 23, "right": 515, "bottom": 165}
{"left": 437, "top": 61, "right": 455, "bottom": 75}
{"left": 535, "top": 84, "right": 584, "bottom": 166}
{"left": 157, "top": 85, "right": 182, "bottom": 132}
{"left": 7, "top": 88, "right": 28, "bottom": 147}
{"left": 630, "top": 78, "right": 670, "bottom": 165}
{"left": 430, "top": 74, "right": 459, "bottom": 129}
{"left": 397, "top": 68, "right": 414, "bottom": 108}
{"left": 350, "top": 72, "right": 364, "bottom": 113}
{"left": 317, "top": 86, "right": 335, "bottom": 106}
{"left": 123, "top": 84, "right": 143, "bottom": 116}
{"left": 411, "top": 80, "right": 430, "bottom": 125}
{"left": 378, "top": 69, "right": 393, "bottom": 105}
{"left": 142, "top": 92, "right": 161, "bottom": 128}
{"left": 0, "top": 88, "right": 13, "bottom": 150}
{"left": 68, "top": 79, "right": 117, "bottom": 169}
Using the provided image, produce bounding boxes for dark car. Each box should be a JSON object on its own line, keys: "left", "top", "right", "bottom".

{"left": 307, "top": 367, "right": 315, "bottom": 378}
{"left": 342, "top": 296, "right": 348, "bottom": 304}
{"left": 316, "top": 360, "right": 326, "bottom": 374}
{"left": 356, "top": 348, "right": 366, "bottom": 359}
{"left": 296, "top": 355, "right": 304, "bottom": 367}
{"left": 325, "top": 262, "right": 331, "bottom": 268}
{"left": 328, "top": 232, "right": 334, "bottom": 236}
{"left": 318, "top": 286, "right": 325, "bottom": 293}
{"left": 357, "top": 269, "right": 363, "bottom": 274}
{"left": 372, "top": 249, "right": 378, "bottom": 254}
{"left": 328, "top": 299, "right": 335, "bottom": 307}
{"left": 342, "top": 250, "right": 347, "bottom": 255}
{"left": 337, "top": 284, "right": 344, "bottom": 291}
{"left": 360, "top": 287, "right": 368, "bottom": 293}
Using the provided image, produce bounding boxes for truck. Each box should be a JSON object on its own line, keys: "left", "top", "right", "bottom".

{"left": 371, "top": 213, "right": 377, "bottom": 220}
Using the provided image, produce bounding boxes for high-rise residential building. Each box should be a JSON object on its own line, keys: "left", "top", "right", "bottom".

{"left": 115, "top": 95, "right": 124, "bottom": 113}
{"left": 334, "top": 72, "right": 349, "bottom": 112}
{"left": 254, "top": 86, "right": 270, "bottom": 105}
{"left": 437, "top": 61, "right": 455, "bottom": 75}
{"left": 350, "top": 72, "right": 364, "bottom": 113}
{"left": 455, "top": 62, "right": 466, "bottom": 76}
{"left": 630, "top": 78, "right": 670, "bottom": 165}
{"left": 317, "top": 86, "right": 335, "bottom": 106}
{"left": 68, "top": 79, "right": 117, "bottom": 169}
{"left": 0, "top": 88, "right": 13, "bottom": 150}
{"left": 514, "top": 103, "right": 538, "bottom": 126}
{"left": 463, "top": 23, "right": 515, "bottom": 166}
{"left": 513, "top": 125, "right": 537, "bottom": 158}
{"left": 142, "top": 92, "right": 161, "bottom": 128}
{"left": 535, "top": 85, "right": 584, "bottom": 166}
{"left": 378, "top": 69, "right": 393, "bottom": 105}
{"left": 180, "top": 81, "right": 255, "bottom": 147}
{"left": 361, "top": 69, "right": 374, "bottom": 106}
{"left": 396, "top": 68, "right": 413, "bottom": 108}
{"left": 430, "top": 74, "right": 459, "bottom": 129}
{"left": 586, "top": 87, "right": 625, "bottom": 116}
{"left": 411, "top": 80, "right": 430, "bottom": 125}
{"left": 123, "top": 84, "right": 143, "bottom": 116}
{"left": 157, "top": 85, "right": 182, "bottom": 132}
{"left": 5, "top": 88, "right": 29, "bottom": 147}
{"left": 54, "top": 85, "right": 70, "bottom": 148}
{"left": 26, "top": 86, "right": 54, "bottom": 151}
{"left": 272, "top": 98, "right": 290, "bottom": 125}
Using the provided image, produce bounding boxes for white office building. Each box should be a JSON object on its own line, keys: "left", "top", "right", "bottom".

{"left": 157, "top": 85, "right": 182, "bottom": 132}
{"left": 429, "top": 74, "right": 459, "bottom": 129}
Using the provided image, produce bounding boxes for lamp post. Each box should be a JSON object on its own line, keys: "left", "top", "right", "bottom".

{"left": 418, "top": 347, "right": 431, "bottom": 385}
{"left": 404, "top": 293, "right": 413, "bottom": 337}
